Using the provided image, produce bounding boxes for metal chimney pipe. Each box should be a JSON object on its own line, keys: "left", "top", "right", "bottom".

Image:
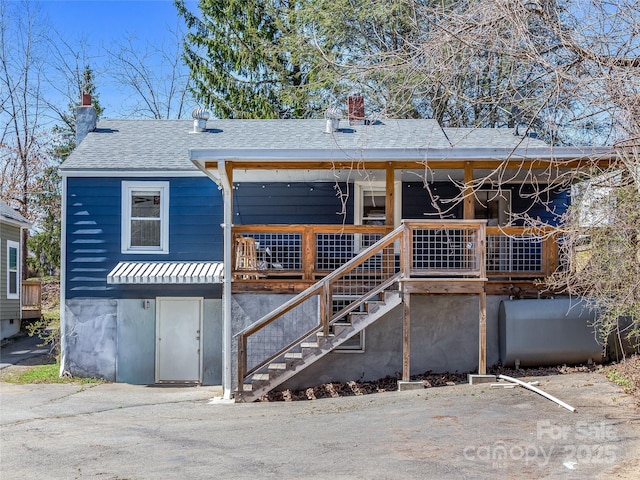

{"left": 324, "top": 107, "right": 341, "bottom": 133}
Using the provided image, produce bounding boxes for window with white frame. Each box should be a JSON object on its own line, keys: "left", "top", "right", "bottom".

{"left": 121, "top": 181, "right": 169, "bottom": 253}
{"left": 7, "top": 240, "right": 19, "bottom": 299}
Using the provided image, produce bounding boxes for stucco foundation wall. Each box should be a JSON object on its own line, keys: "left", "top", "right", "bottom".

{"left": 63, "top": 299, "right": 117, "bottom": 381}
{"left": 274, "top": 294, "right": 506, "bottom": 392}
{"left": 116, "top": 300, "right": 156, "bottom": 384}
{"left": 64, "top": 298, "right": 223, "bottom": 385}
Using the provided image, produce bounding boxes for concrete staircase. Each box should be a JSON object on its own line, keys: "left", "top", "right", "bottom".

{"left": 236, "top": 288, "right": 402, "bottom": 402}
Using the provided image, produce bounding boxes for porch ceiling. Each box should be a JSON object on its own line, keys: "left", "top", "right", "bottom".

{"left": 230, "top": 167, "right": 569, "bottom": 183}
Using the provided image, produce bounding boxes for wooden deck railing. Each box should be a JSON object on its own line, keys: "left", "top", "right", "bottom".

{"left": 234, "top": 220, "right": 488, "bottom": 393}
{"left": 232, "top": 223, "right": 558, "bottom": 284}
{"left": 21, "top": 280, "right": 42, "bottom": 320}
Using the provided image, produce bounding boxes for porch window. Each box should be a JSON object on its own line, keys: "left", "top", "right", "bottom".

{"left": 473, "top": 190, "right": 511, "bottom": 226}
{"left": 354, "top": 181, "right": 402, "bottom": 228}
{"left": 121, "top": 181, "right": 169, "bottom": 254}
{"left": 7, "top": 240, "right": 19, "bottom": 299}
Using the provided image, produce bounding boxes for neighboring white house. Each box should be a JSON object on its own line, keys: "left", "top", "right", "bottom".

{"left": 0, "top": 199, "right": 31, "bottom": 340}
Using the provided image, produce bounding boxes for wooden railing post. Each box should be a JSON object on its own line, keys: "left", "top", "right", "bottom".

{"left": 321, "top": 281, "right": 331, "bottom": 337}
{"left": 543, "top": 233, "right": 559, "bottom": 276}
{"left": 402, "top": 223, "right": 411, "bottom": 278}
{"left": 237, "top": 335, "right": 247, "bottom": 395}
{"left": 303, "top": 227, "right": 315, "bottom": 281}
{"left": 478, "top": 222, "right": 486, "bottom": 279}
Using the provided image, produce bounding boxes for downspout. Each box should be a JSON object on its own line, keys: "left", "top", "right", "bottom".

{"left": 217, "top": 159, "right": 233, "bottom": 400}
{"left": 59, "top": 174, "right": 68, "bottom": 376}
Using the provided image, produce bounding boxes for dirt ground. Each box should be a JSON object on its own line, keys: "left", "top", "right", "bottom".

{"left": 261, "top": 357, "right": 640, "bottom": 408}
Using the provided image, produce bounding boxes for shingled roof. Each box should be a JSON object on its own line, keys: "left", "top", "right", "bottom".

{"left": 60, "top": 118, "right": 551, "bottom": 172}
{"left": 0, "top": 199, "right": 30, "bottom": 227}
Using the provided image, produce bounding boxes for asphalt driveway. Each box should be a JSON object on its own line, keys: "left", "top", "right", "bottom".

{"left": 1, "top": 369, "right": 639, "bottom": 479}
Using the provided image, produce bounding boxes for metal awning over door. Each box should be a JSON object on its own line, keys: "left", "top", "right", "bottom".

{"left": 107, "top": 262, "right": 223, "bottom": 285}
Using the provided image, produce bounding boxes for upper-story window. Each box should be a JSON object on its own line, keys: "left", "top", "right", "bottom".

{"left": 7, "top": 240, "right": 19, "bottom": 299}
{"left": 121, "top": 181, "right": 169, "bottom": 254}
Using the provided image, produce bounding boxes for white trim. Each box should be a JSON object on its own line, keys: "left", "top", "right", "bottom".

{"left": 7, "top": 240, "right": 19, "bottom": 300}
{"left": 60, "top": 170, "right": 205, "bottom": 178}
{"left": 121, "top": 181, "right": 170, "bottom": 254}
{"left": 354, "top": 180, "right": 402, "bottom": 229}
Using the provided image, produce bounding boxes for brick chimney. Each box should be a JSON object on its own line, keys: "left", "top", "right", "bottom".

{"left": 348, "top": 94, "right": 364, "bottom": 125}
{"left": 76, "top": 94, "right": 97, "bottom": 145}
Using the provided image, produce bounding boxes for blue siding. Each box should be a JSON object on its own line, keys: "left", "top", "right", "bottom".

{"left": 403, "top": 182, "right": 463, "bottom": 219}
{"left": 403, "top": 182, "right": 568, "bottom": 224}
{"left": 66, "top": 177, "right": 567, "bottom": 298}
{"left": 66, "top": 176, "right": 223, "bottom": 298}
{"left": 510, "top": 185, "right": 569, "bottom": 226}
{"left": 234, "top": 182, "right": 354, "bottom": 224}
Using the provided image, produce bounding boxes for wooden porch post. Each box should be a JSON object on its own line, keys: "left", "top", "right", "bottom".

{"left": 384, "top": 162, "right": 396, "bottom": 276}
{"left": 385, "top": 162, "right": 395, "bottom": 228}
{"left": 464, "top": 162, "right": 474, "bottom": 220}
{"left": 402, "top": 289, "right": 411, "bottom": 381}
{"left": 478, "top": 289, "right": 487, "bottom": 375}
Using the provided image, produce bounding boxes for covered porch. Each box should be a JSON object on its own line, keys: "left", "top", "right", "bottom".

{"left": 190, "top": 144, "right": 613, "bottom": 400}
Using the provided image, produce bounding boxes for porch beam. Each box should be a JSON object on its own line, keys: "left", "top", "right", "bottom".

{"left": 203, "top": 158, "right": 613, "bottom": 171}
{"left": 401, "top": 279, "right": 486, "bottom": 294}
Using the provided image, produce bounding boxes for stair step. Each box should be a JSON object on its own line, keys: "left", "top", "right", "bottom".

{"left": 316, "top": 332, "right": 334, "bottom": 338}
{"left": 284, "top": 352, "right": 303, "bottom": 361}
{"left": 384, "top": 291, "right": 401, "bottom": 301}
{"left": 300, "top": 341, "right": 319, "bottom": 349}
{"left": 268, "top": 362, "right": 287, "bottom": 371}
{"left": 364, "top": 301, "right": 384, "bottom": 313}
{"left": 252, "top": 373, "right": 270, "bottom": 382}
{"left": 349, "top": 311, "right": 368, "bottom": 322}
{"left": 332, "top": 324, "right": 352, "bottom": 335}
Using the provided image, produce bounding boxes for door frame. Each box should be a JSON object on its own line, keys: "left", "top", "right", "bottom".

{"left": 155, "top": 296, "right": 204, "bottom": 384}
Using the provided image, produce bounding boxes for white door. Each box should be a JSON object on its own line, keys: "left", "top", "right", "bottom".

{"left": 156, "top": 297, "right": 203, "bottom": 383}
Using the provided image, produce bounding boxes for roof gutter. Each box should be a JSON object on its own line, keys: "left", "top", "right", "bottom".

{"left": 189, "top": 146, "right": 617, "bottom": 163}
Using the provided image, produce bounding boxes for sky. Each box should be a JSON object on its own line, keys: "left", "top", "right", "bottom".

{"left": 36, "top": 0, "right": 198, "bottom": 118}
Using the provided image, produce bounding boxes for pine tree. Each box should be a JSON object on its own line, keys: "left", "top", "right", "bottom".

{"left": 176, "top": 0, "right": 324, "bottom": 119}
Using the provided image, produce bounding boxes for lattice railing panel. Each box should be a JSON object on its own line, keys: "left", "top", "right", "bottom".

{"left": 411, "top": 226, "right": 480, "bottom": 275}
{"left": 315, "top": 233, "right": 383, "bottom": 271}
{"left": 241, "top": 233, "right": 302, "bottom": 271}
{"left": 486, "top": 234, "right": 543, "bottom": 272}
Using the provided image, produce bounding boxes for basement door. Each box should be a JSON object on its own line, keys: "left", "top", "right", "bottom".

{"left": 156, "top": 297, "right": 203, "bottom": 383}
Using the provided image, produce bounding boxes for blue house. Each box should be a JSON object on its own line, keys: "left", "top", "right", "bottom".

{"left": 60, "top": 97, "right": 613, "bottom": 400}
